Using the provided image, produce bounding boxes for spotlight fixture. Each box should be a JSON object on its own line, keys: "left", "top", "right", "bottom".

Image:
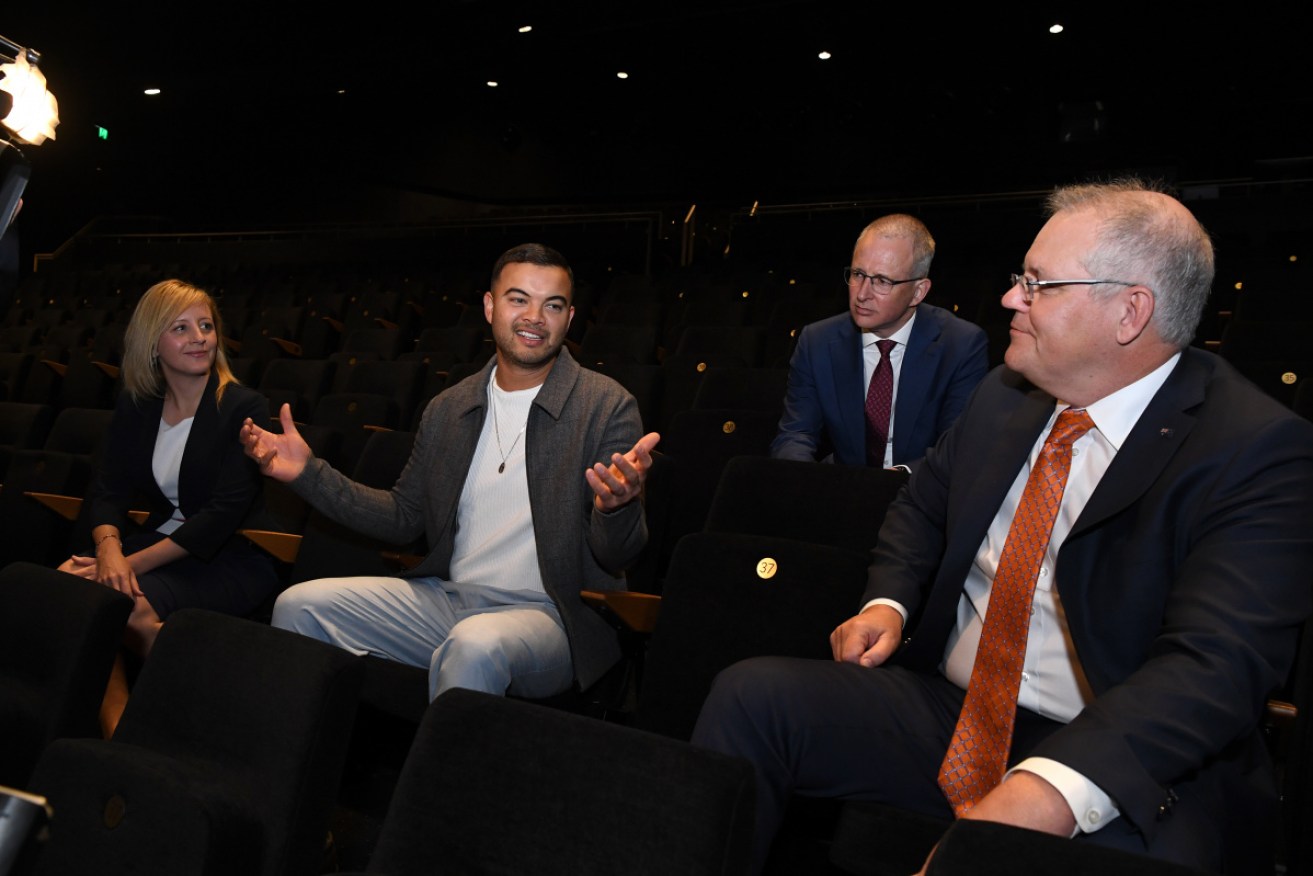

{"left": 0, "top": 34, "right": 60, "bottom": 234}
{"left": 0, "top": 37, "right": 59, "bottom": 145}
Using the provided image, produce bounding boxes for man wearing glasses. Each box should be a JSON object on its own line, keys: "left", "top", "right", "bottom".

{"left": 694, "top": 180, "right": 1313, "bottom": 874}
{"left": 771, "top": 213, "right": 989, "bottom": 470}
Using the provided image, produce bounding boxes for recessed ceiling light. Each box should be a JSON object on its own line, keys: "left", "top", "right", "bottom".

{"left": 144, "top": 88, "right": 161, "bottom": 96}
{"left": 617, "top": 71, "right": 629, "bottom": 79}
{"left": 1049, "top": 23, "right": 1064, "bottom": 34}
{"left": 818, "top": 50, "right": 831, "bottom": 60}
{"left": 518, "top": 25, "right": 532, "bottom": 33}
{"left": 486, "top": 81, "right": 499, "bottom": 88}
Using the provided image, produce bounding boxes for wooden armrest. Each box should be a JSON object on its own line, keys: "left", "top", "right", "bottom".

{"left": 25, "top": 492, "right": 85, "bottom": 521}
{"left": 93, "top": 361, "right": 121, "bottom": 380}
{"left": 240, "top": 529, "right": 303, "bottom": 564}
{"left": 25, "top": 492, "right": 147, "bottom": 525}
{"left": 323, "top": 316, "right": 345, "bottom": 333}
{"left": 41, "top": 359, "right": 67, "bottom": 377}
{"left": 380, "top": 551, "right": 424, "bottom": 571}
{"left": 1266, "top": 698, "right": 1297, "bottom": 726}
{"left": 580, "top": 590, "right": 662, "bottom": 635}
{"left": 268, "top": 338, "right": 303, "bottom": 357}
{"left": 223, "top": 336, "right": 243, "bottom": 353}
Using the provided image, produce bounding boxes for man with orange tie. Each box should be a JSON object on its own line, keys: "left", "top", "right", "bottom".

{"left": 692, "top": 179, "right": 1313, "bottom": 874}
{"left": 770, "top": 213, "right": 988, "bottom": 471}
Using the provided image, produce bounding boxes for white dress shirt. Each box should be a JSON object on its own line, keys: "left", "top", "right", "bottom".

{"left": 870, "top": 351, "right": 1181, "bottom": 833}
{"left": 153, "top": 415, "right": 194, "bottom": 534}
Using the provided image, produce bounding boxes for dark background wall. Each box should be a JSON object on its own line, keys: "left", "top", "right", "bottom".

{"left": 2, "top": 2, "right": 1310, "bottom": 257}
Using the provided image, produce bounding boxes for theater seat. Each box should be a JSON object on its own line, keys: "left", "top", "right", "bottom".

{"left": 354, "top": 687, "right": 756, "bottom": 876}
{"left": 24, "top": 609, "right": 363, "bottom": 876}
{"left": 0, "top": 562, "right": 132, "bottom": 791}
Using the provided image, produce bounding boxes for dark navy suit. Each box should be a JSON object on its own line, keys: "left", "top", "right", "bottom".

{"left": 697, "top": 350, "right": 1313, "bottom": 874}
{"left": 771, "top": 303, "right": 989, "bottom": 468}
{"left": 870, "top": 350, "right": 1313, "bottom": 871}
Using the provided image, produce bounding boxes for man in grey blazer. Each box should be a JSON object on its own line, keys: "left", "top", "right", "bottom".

{"left": 772, "top": 213, "right": 989, "bottom": 471}
{"left": 241, "top": 243, "right": 659, "bottom": 701}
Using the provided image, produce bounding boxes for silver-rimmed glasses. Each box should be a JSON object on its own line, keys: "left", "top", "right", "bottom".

{"left": 844, "top": 267, "right": 925, "bottom": 292}
{"left": 1009, "top": 273, "right": 1137, "bottom": 304}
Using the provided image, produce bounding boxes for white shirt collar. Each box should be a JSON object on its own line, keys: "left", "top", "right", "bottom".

{"left": 863, "top": 310, "right": 917, "bottom": 348}
{"left": 1060, "top": 352, "right": 1181, "bottom": 451}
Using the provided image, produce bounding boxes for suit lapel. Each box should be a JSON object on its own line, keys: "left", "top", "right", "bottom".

{"left": 177, "top": 377, "right": 219, "bottom": 513}
{"left": 828, "top": 319, "right": 866, "bottom": 451}
{"left": 893, "top": 309, "right": 942, "bottom": 460}
{"left": 1070, "top": 353, "right": 1202, "bottom": 537}
{"left": 907, "top": 377, "right": 1054, "bottom": 659}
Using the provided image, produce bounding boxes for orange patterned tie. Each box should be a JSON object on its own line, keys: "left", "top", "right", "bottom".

{"left": 938, "top": 407, "right": 1096, "bottom": 816}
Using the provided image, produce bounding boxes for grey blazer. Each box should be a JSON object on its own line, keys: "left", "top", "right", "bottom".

{"left": 291, "top": 348, "right": 647, "bottom": 689}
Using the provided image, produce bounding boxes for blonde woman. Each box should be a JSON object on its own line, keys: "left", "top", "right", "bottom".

{"left": 60, "top": 279, "right": 279, "bottom": 735}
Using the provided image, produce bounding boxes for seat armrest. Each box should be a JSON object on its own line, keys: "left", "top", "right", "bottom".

{"left": 240, "top": 529, "right": 303, "bottom": 564}
{"left": 25, "top": 492, "right": 148, "bottom": 525}
{"left": 580, "top": 590, "right": 662, "bottom": 634}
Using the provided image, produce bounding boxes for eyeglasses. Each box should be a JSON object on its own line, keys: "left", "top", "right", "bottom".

{"left": 844, "top": 267, "right": 925, "bottom": 292}
{"left": 1009, "top": 273, "right": 1137, "bottom": 305}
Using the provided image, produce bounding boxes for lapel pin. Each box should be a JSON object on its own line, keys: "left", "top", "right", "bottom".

{"left": 1160, "top": 428, "right": 1174, "bottom": 438}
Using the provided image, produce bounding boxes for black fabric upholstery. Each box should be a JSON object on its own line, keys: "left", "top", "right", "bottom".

{"left": 690, "top": 366, "right": 788, "bottom": 417}
{"left": 925, "top": 820, "right": 1214, "bottom": 876}
{"left": 653, "top": 409, "right": 779, "bottom": 582}
{"left": 827, "top": 802, "right": 947, "bottom": 876}
{"left": 311, "top": 393, "right": 403, "bottom": 476}
{"left": 704, "top": 455, "right": 908, "bottom": 552}
{"left": 0, "top": 562, "right": 131, "bottom": 790}
{"left": 0, "top": 401, "right": 54, "bottom": 465}
{"left": 634, "top": 531, "right": 870, "bottom": 741}
{"left": 23, "top": 739, "right": 262, "bottom": 875}
{"left": 1277, "top": 615, "right": 1313, "bottom": 876}
{"left": 259, "top": 358, "right": 336, "bottom": 421}
{"left": 365, "top": 687, "right": 756, "bottom": 876}
{"left": 358, "top": 655, "right": 430, "bottom": 727}
{"left": 0, "top": 407, "right": 111, "bottom": 560}
{"left": 24, "top": 609, "right": 363, "bottom": 876}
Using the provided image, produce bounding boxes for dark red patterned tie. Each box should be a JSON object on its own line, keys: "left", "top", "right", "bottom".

{"left": 864, "top": 339, "right": 896, "bottom": 467}
{"left": 938, "top": 407, "right": 1096, "bottom": 815}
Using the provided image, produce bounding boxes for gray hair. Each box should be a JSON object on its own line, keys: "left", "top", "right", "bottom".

{"left": 1047, "top": 178, "right": 1214, "bottom": 348}
{"left": 857, "top": 214, "right": 936, "bottom": 278}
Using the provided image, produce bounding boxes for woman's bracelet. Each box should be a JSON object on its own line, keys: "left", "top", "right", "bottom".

{"left": 95, "top": 533, "right": 121, "bottom": 548}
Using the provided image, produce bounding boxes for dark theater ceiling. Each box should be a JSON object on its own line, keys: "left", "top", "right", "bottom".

{"left": 4, "top": 2, "right": 1311, "bottom": 247}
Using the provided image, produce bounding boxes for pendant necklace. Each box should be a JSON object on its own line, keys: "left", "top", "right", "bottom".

{"left": 490, "top": 384, "right": 526, "bottom": 474}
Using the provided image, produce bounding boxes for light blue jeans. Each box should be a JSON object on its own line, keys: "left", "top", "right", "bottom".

{"left": 270, "top": 576, "right": 574, "bottom": 701}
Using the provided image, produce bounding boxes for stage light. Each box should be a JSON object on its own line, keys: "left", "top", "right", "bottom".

{"left": 0, "top": 35, "right": 60, "bottom": 235}
{"left": 0, "top": 39, "right": 59, "bottom": 145}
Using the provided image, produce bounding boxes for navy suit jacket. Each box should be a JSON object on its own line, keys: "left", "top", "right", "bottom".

{"left": 771, "top": 303, "right": 989, "bottom": 468}
{"left": 871, "top": 350, "right": 1313, "bottom": 871}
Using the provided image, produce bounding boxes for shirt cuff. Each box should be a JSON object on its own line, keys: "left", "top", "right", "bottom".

{"left": 1010, "top": 757, "right": 1120, "bottom": 836}
{"left": 862, "top": 598, "right": 908, "bottom": 626}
